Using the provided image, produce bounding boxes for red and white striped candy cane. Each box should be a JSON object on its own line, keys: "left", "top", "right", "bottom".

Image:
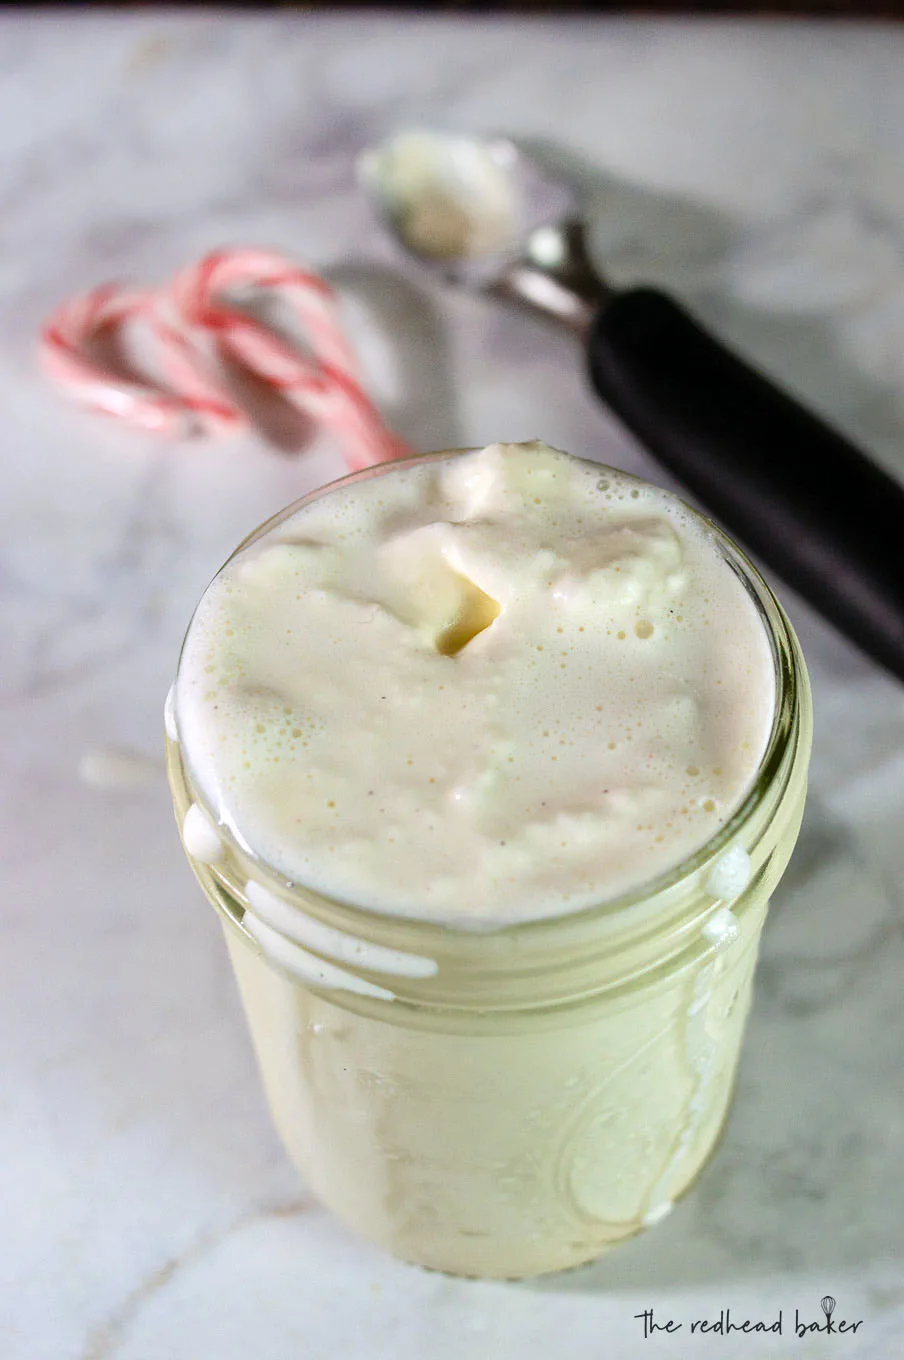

{"left": 39, "top": 282, "right": 242, "bottom": 438}
{"left": 169, "top": 248, "right": 412, "bottom": 471}
{"left": 39, "top": 249, "right": 413, "bottom": 473}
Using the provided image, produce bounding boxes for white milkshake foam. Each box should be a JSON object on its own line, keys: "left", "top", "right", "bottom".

{"left": 175, "top": 441, "right": 775, "bottom": 925}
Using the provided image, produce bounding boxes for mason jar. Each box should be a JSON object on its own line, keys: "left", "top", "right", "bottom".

{"left": 166, "top": 457, "right": 811, "bottom": 1280}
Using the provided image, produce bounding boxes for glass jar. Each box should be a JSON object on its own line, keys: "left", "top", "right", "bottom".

{"left": 166, "top": 457, "right": 811, "bottom": 1280}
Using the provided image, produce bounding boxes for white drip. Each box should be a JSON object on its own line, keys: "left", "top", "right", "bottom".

{"left": 164, "top": 684, "right": 178, "bottom": 743}
{"left": 642, "top": 1200, "right": 674, "bottom": 1227}
{"left": 243, "top": 914, "right": 395, "bottom": 1001}
{"left": 702, "top": 906, "right": 740, "bottom": 948}
{"left": 644, "top": 958, "right": 720, "bottom": 1213}
{"left": 705, "top": 844, "right": 752, "bottom": 902}
{"left": 245, "top": 880, "right": 438, "bottom": 978}
{"left": 182, "top": 803, "right": 224, "bottom": 865}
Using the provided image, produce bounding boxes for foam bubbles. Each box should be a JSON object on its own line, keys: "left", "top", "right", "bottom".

{"left": 175, "top": 442, "right": 776, "bottom": 925}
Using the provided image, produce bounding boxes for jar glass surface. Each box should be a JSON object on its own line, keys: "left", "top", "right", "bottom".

{"left": 167, "top": 451, "right": 812, "bottom": 1279}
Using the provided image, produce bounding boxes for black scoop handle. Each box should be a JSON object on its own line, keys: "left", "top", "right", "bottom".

{"left": 587, "top": 286, "right": 904, "bottom": 682}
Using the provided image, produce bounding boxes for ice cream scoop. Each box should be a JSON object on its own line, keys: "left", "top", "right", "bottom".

{"left": 359, "top": 129, "right": 904, "bottom": 684}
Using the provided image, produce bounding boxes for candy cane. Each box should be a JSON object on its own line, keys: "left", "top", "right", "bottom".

{"left": 168, "top": 248, "right": 411, "bottom": 471}
{"left": 39, "top": 249, "right": 413, "bottom": 472}
{"left": 39, "top": 282, "right": 242, "bottom": 438}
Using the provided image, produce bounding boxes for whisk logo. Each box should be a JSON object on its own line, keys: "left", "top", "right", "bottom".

{"left": 795, "top": 1294, "right": 863, "bottom": 1338}
{"left": 633, "top": 1294, "right": 864, "bottom": 1340}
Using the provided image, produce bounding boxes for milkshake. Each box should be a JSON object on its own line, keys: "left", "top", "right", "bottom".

{"left": 167, "top": 441, "right": 811, "bottom": 1277}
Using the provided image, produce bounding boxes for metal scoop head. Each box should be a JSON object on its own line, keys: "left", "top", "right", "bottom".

{"left": 358, "top": 129, "right": 610, "bottom": 330}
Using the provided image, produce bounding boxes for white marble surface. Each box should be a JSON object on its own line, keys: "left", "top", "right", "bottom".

{"left": 3, "top": 13, "right": 904, "bottom": 1360}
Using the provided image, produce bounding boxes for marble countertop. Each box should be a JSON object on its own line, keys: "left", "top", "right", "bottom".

{"left": 3, "top": 13, "right": 904, "bottom": 1360}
